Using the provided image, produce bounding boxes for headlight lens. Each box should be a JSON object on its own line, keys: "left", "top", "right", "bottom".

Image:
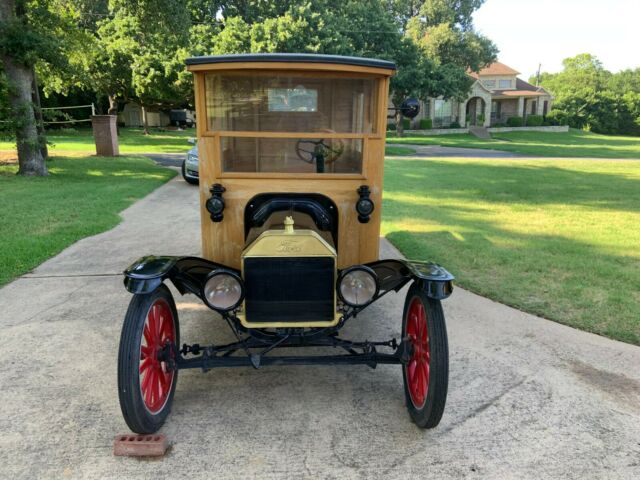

{"left": 338, "top": 266, "right": 378, "bottom": 307}
{"left": 202, "top": 270, "right": 244, "bottom": 311}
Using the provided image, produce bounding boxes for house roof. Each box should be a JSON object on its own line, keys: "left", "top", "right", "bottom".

{"left": 515, "top": 78, "right": 540, "bottom": 92}
{"left": 492, "top": 78, "right": 549, "bottom": 97}
{"left": 494, "top": 90, "right": 545, "bottom": 97}
{"left": 469, "top": 61, "right": 520, "bottom": 78}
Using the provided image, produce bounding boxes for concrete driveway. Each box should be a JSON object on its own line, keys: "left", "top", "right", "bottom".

{"left": 390, "top": 144, "right": 526, "bottom": 158}
{"left": 1, "top": 175, "right": 639, "bottom": 479}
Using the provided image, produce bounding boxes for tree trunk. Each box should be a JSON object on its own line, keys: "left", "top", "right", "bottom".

{"left": 107, "top": 95, "right": 118, "bottom": 115}
{"left": 108, "top": 94, "right": 120, "bottom": 135}
{"left": 141, "top": 105, "right": 149, "bottom": 135}
{"left": 31, "top": 68, "right": 48, "bottom": 160}
{"left": 395, "top": 110, "right": 404, "bottom": 137}
{"left": 1, "top": 0, "right": 47, "bottom": 175}
{"left": 3, "top": 55, "right": 47, "bottom": 175}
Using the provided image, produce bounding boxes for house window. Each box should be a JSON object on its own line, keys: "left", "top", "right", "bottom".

{"left": 434, "top": 99, "right": 452, "bottom": 118}
{"left": 498, "top": 79, "right": 512, "bottom": 89}
{"left": 483, "top": 80, "right": 496, "bottom": 88}
{"left": 531, "top": 101, "right": 537, "bottom": 114}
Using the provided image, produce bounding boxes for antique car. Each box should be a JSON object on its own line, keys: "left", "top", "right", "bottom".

{"left": 117, "top": 53, "right": 454, "bottom": 434}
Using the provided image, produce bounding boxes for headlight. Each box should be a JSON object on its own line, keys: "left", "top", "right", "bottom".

{"left": 202, "top": 270, "right": 244, "bottom": 311}
{"left": 337, "top": 266, "right": 379, "bottom": 307}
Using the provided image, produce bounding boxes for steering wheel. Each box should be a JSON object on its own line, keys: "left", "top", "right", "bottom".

{"left": 295, "top": 138, "right": 344, "bottom": 173}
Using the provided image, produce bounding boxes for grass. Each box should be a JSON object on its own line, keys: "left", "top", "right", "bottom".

{"left": 0, "top": 127, "right": 193, "bottom": 155}
{"left": 385, "top": 146, "right": 416, "bottom": 156}
{"left": 0, "top": 129, "right": 415, "bottom": 157}
{"left": 382, "top": 156, "right": 640, "bottom": 345}
{"left": 0, "top": 155, "right": 175, "bottom": 286}
{"left": 386, "top": 129, "right": 640, "bottom": 159}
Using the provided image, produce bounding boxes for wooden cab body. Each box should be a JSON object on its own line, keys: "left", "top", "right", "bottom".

{"left": 186, "top": 54, "right": 395, "bottom": 270}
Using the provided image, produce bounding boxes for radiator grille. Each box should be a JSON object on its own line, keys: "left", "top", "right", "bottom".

{"left": 243, "top": 257, "right": 335, "bottom": 323}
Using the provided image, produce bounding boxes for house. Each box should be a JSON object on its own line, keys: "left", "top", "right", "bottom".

{"left": 420, "top": 61, "right": 553, "bottom": 128}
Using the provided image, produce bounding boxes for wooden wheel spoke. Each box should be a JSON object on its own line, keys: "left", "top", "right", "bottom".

{"left": 154, "top": 308, "right": 161, "bottom": 338}
{"left": 139, "top": 357, "right": 153, "bottom": 373}
{"left": 142, "top": 370, "right": 154, "bottom": 398}
{"left": 143, "top": 323, "right": 153, "bottom": 345}
{"left": 141, "top": 344, "right": 154, "bottom": 358}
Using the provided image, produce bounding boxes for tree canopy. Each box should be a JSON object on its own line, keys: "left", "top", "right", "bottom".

{"left": 536, "top": 53, "right": 640, "bottom": 135}
{"left": 54, "top": 0, "right": 496, "bottom": 114}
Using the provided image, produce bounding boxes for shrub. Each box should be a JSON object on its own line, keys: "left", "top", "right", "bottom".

{"left": 545, "top": 110, "right": 568, "bottom": 126}
{"left": 387, "top": 123, "right": 396, "bottom": 131}
{"left": 449, "top": 121, "right": 461, "bottom": 128}
{"left": 419, "top": 118, "right": 432, "bottom": 130}
{"left": 492, "top": 122, "right": 506, "bottom": 128}
{"left": 526, "top": 114, "right": 543, "bottom": 126}
{"left": 402, "top": 118, "right": 411, "bottom": 129}
{"left": 507, "top": 116, "right": 524, "bottom": 127}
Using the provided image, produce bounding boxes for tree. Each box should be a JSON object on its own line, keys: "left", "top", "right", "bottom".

{"left": 0, "top": 0, "right": 50, "bottom": 175}
{"left": 390, "top": 0, "right": 496, "bottom": 134}
{"left": 536, "top": 54, "right": 640, "bottom": 135}
{"left": 0, "top": 0, "right": 90, "bottom": 175}
{"left": 90, "top": 1, "right": 191, "bottom": 133}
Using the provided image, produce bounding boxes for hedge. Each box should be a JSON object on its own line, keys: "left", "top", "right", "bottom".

{"left": 419, "top": 118, "right": 432, "bottom": 129}
{"left": 544, "top": 110, "right": 568, "bottom": 126}
{"left": 507, "top": 116, "right": 524, "bottom": 127}
{"left": 526, "top": 115, "right": 543, "bottom": 126}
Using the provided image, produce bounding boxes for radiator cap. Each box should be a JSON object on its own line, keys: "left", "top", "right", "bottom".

{"left": 284, "top": 216, "right": 295, "bottom": 234}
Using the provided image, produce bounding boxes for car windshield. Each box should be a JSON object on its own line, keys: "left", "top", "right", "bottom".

{"left": 203, "top": 71, "right": 381, "bottom": 174}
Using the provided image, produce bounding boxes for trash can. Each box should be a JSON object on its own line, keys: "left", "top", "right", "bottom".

{"left": 91, "top": 115, "right": 119, "bottom": 156}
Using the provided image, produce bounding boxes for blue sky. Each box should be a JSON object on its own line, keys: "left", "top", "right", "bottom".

{"left": 473, "top": 0, "right": 639, "bottom": 79}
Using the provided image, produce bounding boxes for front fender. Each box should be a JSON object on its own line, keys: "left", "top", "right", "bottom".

{"left": 123, "top": 255, "right": 239, "bottom": 295}
{"left": 363, "top": 259, "right": 454, "bottom": 300}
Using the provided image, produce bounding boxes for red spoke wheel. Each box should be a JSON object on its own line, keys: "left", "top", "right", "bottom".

{"left": 401, "top": 284, "right": 448, "bottom": 428}
{"left": 118, "top": 285, "right": 179, "bottom": 434}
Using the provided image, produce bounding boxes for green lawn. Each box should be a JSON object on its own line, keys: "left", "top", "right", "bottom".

{"left": 382, "top": 156, "right": 640, "bottom": 345}
{"left": 0, "top": 156, "right": 175, "bottom": 286}
{"left": 386, "top": 129, "right": 640, "bottom": 159}
{"left": 0, "top": 128, "right": 413, "bottom": 157}
{"left": 385, "top": 146, "right": 416, "bottom": 156}
{"left": 0, "top": 127, "right": 194, "bottom": 154}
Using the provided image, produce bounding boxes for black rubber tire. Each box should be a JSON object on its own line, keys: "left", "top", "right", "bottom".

{"left": 181, "top": 160, "right": 199, "bottom": 185}
{"left": 117, "top": 284, "right": 180, "bottom": 434}
{"left": 401, "top": 283, "right": 449, "bottom": 428}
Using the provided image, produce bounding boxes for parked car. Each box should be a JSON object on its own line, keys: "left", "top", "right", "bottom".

{"left": 181, "top": 142, "right": 199, "bottom": 185}
{"left": 118, "top": 54, "right": 454, "bottom": 435}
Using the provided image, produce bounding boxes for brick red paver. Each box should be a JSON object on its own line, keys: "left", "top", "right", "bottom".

{"left": 113, "top": 434, "right": 168, "bottom": 457}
